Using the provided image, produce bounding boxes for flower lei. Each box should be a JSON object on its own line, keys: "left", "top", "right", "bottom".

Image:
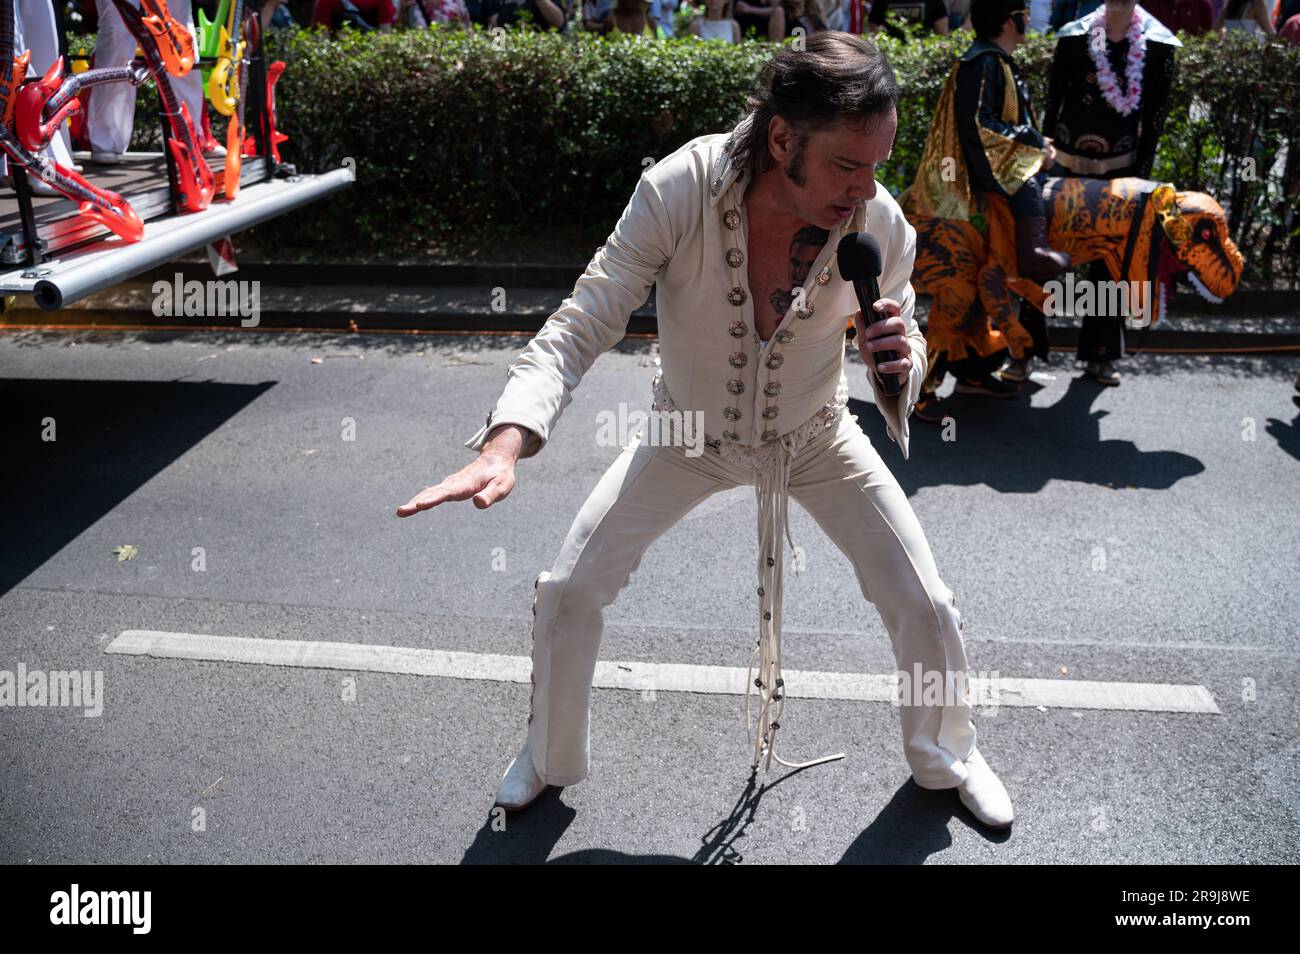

{"left": 1085, "top": 6, "right": 1146, "bottom": 117}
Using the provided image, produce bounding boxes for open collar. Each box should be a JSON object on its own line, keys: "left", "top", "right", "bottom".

{"left": 708, "top": 112, "right": 868, "bottom": 236}
{"left": 708, "top": 113, "right": 754, "bottom": 210}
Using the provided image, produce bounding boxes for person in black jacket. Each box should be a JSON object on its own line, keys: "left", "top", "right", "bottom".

{"left": 958, "top": 0, "right": 1071, "bottom": 280}
{"left": 1040, "top": 0, "right": 1180, "bottom": 386}
{"left": 902, "top": 0, "right": 1069, "bottom": 407}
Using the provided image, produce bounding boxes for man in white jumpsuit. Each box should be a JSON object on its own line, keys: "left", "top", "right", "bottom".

{"left": 86, "top": 0, "right": 220, "bottom": 163}
{"left": 398, "top": 33, "right": 1014, "bottom": 829}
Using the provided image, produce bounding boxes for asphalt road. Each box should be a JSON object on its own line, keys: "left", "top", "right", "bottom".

{"left": 1, "top": 328, "right": 1297, "bottom": 863}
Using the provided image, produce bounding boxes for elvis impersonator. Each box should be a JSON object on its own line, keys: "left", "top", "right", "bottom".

{"left": 398, "top": 32, "right": 1014, "bottom": 829}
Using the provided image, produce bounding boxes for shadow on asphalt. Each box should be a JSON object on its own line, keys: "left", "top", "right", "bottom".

{"left": 457, "top": 769, "right": 1008, "bottom": 863}
{"left": 853, "top": 371, "right": 1208, "bottom": 494}
{"left": 0, "top": 377, "right": 273, "bottom": 597}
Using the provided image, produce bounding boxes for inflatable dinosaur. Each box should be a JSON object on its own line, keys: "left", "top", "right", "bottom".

{"left": 896, "top": 175, "right": 1245, "bottom": 373}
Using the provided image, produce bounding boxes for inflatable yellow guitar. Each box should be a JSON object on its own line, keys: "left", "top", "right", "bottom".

{"left": 207, "top": 0, "right": 244, "bottom": 117}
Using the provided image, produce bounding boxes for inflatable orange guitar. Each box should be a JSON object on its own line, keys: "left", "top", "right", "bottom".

{"left": 223, "top": 3, "right": 253, "bottom": 198}
{"left": 140, "top": 0, "right": 195, "bottom": 78}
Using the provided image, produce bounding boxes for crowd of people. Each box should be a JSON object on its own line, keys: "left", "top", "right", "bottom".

{"left": 276, "top": 0, "right": 1300, "bottom": 39}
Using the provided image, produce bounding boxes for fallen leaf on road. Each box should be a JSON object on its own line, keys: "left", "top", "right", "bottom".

{"left": 112, "top": 544, "right": 138, "bottom": 562}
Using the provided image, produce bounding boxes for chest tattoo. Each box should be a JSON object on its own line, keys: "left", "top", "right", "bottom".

{"left": 763, "top": 225, "right": 828, "bottom": 321}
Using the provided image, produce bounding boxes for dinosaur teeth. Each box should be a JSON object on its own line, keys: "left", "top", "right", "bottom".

{"left": 1188, "top": 272, "right": 1224, "bottom": 305}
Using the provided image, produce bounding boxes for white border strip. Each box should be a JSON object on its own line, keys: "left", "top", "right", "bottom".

{"left": 105, "top": 630, "right": 1220, "bottom": 714}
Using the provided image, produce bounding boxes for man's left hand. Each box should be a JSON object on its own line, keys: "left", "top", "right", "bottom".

{"left": 851, "top": 300, "right": 912, "bottom": 383}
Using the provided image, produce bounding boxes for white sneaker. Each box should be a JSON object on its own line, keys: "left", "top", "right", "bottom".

{"left": 90, "top": 149, "right": 123, "bottom": 164}
{"left": 956, "top": 747, "right": 1014, "bottom": 828}
{"left": 203, "top": 143, "right": 228, "bottom": 157}
{"left": 494, "top": 741, "right": 547, "bottom": 811}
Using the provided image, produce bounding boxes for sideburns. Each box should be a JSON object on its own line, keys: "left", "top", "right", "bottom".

{"left": 784, "top": 135, "right": 808, "bottom": 187}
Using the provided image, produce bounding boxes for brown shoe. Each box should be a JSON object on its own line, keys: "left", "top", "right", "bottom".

{"left": 953, "top": 373, "right": 1020, "bottom": 398}
{"left": 1084, "top": 360, "right": 1121, "bottom": 386}
{"left": 1015, "top": 216, "right": 1071, "bottom": 280}
{"left": 913, "top": 394, "right": 949, "bottom": 423}
{"left": 997, "top": 354, "right": 1033, "bottom": 383}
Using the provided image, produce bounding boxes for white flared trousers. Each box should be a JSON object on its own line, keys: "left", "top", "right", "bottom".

{"left": 87, "top": 0, "right": 204, "bottom": 155}
{"left": 523, "top": 405, "right": 979, "bottom": 789}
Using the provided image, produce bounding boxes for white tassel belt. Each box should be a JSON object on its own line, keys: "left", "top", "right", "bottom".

{"left": 652, "top": 369, "right": 849, "bottom": 774}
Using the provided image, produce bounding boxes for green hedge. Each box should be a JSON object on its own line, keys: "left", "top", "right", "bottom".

{"left": 71, "top": 23, "right": 1300, "bottom": 283}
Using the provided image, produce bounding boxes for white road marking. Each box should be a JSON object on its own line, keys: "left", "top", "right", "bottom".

{"left": 105, "top": 630, "right": 1221, "bottom": 714}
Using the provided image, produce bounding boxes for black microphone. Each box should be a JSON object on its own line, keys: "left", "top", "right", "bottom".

{"left": 837, "top": 232, "right": 902, "bottom": 397}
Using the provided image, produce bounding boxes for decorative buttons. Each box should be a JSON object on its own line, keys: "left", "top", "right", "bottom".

{"left": 726, "top": 248, "right": 745, "bottom": 268}
{"left": 763, "top": 382, "right": 782, "bottom": 397}
{"left": 729, "top": 352, "right": 748, "bottom": 368}
{"left": 723, "top": 407, "right": 741, "bottom": 421}
{"left": 728, "top": 320, "right": 747, "bottom": 338}
{"left": 796, "top": 304, "right": 814, "bottom": 320}
{"left": 762, "top": 406, "right": 780, "bottom": 419}
{"left": 816, "top": 265, "right": 831, "bottom": 285}
{"left": 727, "top": 286, "right": 747, "bottom": 306}
{"left": 723, "top": 430, "right": 739, "bottom": 441}
{"left": 711, "top": 176, "right": 722, "bottom": 194}
{"left": 724, "top": 209, "right": 740, "bottom": 230}
{"left": 775, "top": 329, "right": 794, "bottom": 343}
{"left": 762, "top": 429, "right": 778, "bottom": 442}
{"left": 765, "top": 352, "right": 784, "bottom": 369}
{"left": 727, "top": 379, "right": 745, "bottom": 394}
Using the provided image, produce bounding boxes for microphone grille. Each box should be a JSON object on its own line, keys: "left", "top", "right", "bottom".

{"left": 837, "top": 232, "right": 883, "bottom": 280}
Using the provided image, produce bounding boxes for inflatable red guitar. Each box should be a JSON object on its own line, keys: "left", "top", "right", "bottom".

{"left": 1, "top": 3, "right": 145, "bottom": 243}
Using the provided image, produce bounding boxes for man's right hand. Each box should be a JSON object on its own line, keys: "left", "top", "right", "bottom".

{"left": 395, "top": 424, "right": 534, "bottom": 516}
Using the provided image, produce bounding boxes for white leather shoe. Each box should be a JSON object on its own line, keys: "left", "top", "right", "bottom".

{"left": 956, "top": 747, "right": 1014, "bottom": 828}
{"left": 494, "top": 742, "right": 547, "bottom": 811}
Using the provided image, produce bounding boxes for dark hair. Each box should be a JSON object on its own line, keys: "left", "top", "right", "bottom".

{"left": 729, "top": 32, "right": 899, "bottom": 182}
{"left": 970, "top": 0, "right": 1027, "bottom": 39}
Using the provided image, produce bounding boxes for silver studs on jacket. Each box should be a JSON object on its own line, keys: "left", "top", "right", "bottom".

{"left": 717, "top": 151, "right": 839, "bottom": 448}
{"left": 721, "top": 180, "right": 788, "bottom": 445}
{"left": 722, "top": 186, "right": 746, "bottom": 443}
